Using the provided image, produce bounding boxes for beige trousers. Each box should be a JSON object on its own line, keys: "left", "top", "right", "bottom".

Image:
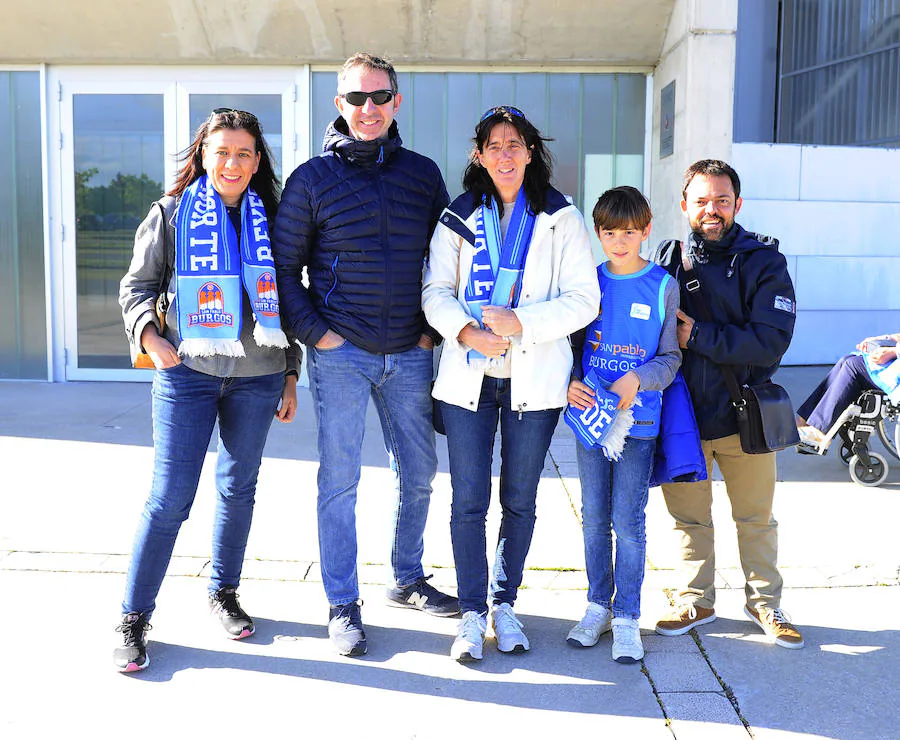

{"left": 660, "top": 433, "right": 783, "bottom": 611}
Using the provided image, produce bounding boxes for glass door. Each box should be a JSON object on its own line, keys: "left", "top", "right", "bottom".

{"left": 51, "top": 67, "right": 307, "bottom": 381}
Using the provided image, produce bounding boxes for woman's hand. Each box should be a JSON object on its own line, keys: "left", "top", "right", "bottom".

{"left": 567, "top": 379, "right": 595, "bottom": 410}
{"left": 608, "top": 371, "right": 640, "bottom": 410}
{"left": 140, "top": 323, "right": 181, "bottom": 370}
{"left": 481, "top": 306, "right": 523, "bottom": 338}
{"left": 869, "top": 347, "right": 897, "bottom": 366}
{"left": 276, "top": 374, "right": 298, "bottom": 422}
{"left": 458, "top": 323, "right": 510, "bottom": 358}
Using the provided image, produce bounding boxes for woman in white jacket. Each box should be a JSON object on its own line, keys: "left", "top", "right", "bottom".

{"left": 423, "top": 106, "right": 600, "bottom": 661}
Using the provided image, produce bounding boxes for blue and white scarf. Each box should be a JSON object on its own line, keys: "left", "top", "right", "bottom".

{"left": 464, "top": 187, "right": 536, "bottom": 366}
{"left": 174, "top": 175, "right": 288, "bottom": 357}
{"left": 565, "top": 368, "right": 639, "bottom": 461}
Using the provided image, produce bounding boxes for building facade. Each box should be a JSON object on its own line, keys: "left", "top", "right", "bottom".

{"left": 2, "top": 0, "right": 897, "bottom": 381}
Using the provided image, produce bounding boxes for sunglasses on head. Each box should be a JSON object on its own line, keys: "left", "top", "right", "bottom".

{"left": 339, "top": 90, "right": 395, "bottom": 106}
{"left": 209, "top": 108, "right": 259, "bottom": 122}
{"left": 480, "top": 105, "right": 526, "bottom": 122}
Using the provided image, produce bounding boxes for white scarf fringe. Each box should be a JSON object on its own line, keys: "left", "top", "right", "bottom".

{"left": 253, "top": 322, "right": 289, "bottom": 349}
{"left": 178, "top": 338, "right": 246, "bottom": 358}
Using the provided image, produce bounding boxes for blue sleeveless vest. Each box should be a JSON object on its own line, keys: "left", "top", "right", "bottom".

{"left": 581, "top": 262, "right": 672, "bottom": 438}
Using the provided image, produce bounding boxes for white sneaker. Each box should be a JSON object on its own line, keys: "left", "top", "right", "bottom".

{"left": 567, "top": 602, "right": 613, "bottom": 648}
{"left": 451, "top": 611, "right": 486, "bottom": 662}
{"left": 490, "top": 603, "right": 529, "bottom": 653}
{"left": 611, "top": 617, "right": 644, "bottom": 663}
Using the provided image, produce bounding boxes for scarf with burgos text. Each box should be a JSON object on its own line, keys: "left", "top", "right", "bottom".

{"left": 174, "top": 175, "right": 288, "bottom": 357}
{"left": 463, "top": 187, "right": 535, "bottom": 367}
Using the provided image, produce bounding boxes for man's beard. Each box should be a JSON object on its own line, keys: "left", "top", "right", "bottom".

{"left": 692, "top": 215, "right": 731, "bottom": 242}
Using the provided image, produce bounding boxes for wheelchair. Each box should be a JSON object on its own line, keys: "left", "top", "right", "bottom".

{"left": 798, "top": 390, "right": 900, "bottom": 487}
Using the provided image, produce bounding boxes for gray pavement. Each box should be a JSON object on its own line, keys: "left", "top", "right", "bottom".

{"left": 1, "top": 366, "right": 898, "bottom": 739}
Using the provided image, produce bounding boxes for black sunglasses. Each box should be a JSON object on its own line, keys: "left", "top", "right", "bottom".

{"left": 480, "top": 105, "right": 526, "bottom": 122}
{"left": 339, "top": 90, "right": 395, "bottom": 106}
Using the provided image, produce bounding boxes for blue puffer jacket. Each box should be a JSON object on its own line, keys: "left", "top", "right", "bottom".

{"left": 649, "top": 371, "right": 707, "bottom": 487}
{"left": 652, "top": 224, "right": 796, "bottom": 441}
{"left": 273, "top": 118, "right": 449, "bottom": 354}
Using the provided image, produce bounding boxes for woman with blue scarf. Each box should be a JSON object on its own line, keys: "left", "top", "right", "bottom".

{"left": 797, "top": 333, "right": 900, "bottom": 446}
{"left": 423, "top": 106, "right": 600, "bottom": 661}
{"left": 116, "top": 109, "right": 299, "bottom": 672}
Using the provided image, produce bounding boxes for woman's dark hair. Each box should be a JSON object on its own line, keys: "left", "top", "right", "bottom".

{"left": 461, "top": 106, "right": 554, "bottom": 216}
{"left": 167, "top": 109, "right": 281, "bottom": 217}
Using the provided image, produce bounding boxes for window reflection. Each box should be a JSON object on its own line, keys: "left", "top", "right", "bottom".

{"left": 74, "top": 94, "right": 164, "bottom": 369}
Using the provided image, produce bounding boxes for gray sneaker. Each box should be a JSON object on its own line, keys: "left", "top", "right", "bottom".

{"left": 611, "top": 617, "right": 644, "bottom": 663}
{"left": 567, "top": 602, "right": 613, "bottom": 648}
{"left": 490, "top": 603, "right": 529, "bottom": 654}
{"left": 451, "top": 611, "right": 487, "bottom": 662}
{"left": 328, "top": 602, "right": 367, "bottom": 657}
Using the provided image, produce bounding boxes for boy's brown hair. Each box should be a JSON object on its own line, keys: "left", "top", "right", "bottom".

{"left": 592, "top": 185, "right": 652, "bottom": 231}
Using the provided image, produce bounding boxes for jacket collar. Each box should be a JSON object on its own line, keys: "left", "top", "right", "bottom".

{"left": 440, "top": 186, "right": 572, "bottom": 244}
{"left": 323, "top": 117, "right": 403, "bottom": 167}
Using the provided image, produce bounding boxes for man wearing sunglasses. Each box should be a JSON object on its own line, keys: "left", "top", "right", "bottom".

{"left": 273, "top": 52, "right": 455, "bottom": 658}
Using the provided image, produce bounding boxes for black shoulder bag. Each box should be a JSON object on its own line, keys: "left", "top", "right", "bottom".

{"left": 680, "top": 250, "right": 799, "bottom": 454}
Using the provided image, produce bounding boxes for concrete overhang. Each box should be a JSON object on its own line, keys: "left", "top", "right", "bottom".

{"left": 6, "top": 0, "right": 676, "bottom": 67}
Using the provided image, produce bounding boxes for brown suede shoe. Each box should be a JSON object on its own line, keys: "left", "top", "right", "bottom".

{"left": 655, "top": 602, "right": 716, "bottom": 636}
{"left": 744, "top": 605, "right": 805, "bottom": 649}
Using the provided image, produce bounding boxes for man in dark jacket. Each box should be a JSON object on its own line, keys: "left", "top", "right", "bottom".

{"left": 651, "top": 160, "right": 804, "bottom": 649}
{"left": 273, "top": 53, "right": 457, "bottom": 657}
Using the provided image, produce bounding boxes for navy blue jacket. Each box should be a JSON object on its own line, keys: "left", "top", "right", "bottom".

{"left": 652, "top": 224, "right": 796, "bottom": 441}
{"left": 273, "top": 118, "right": 449, "bottom": 354}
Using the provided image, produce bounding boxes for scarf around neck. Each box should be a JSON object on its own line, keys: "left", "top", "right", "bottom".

{"left": 174, "top": 174, "right": 288, "bottom": 357}
{"left": 463, "top": 187, "right": 536, "bottom": 366}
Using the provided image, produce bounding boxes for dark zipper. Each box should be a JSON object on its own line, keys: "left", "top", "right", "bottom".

{"left": 324, "top": 254, "right": 339, "bottom": 307}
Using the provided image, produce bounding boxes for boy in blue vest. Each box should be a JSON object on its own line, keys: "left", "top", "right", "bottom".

{"left": 566, "top": 186, "right": 681, "bottom": 662}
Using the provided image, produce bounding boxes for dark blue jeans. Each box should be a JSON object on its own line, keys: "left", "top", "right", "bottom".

{"left": 307, "top": 341, "right": 437, "bottom": 606}
{"left": 440, "top": 377, "right": 561, "bottom": 615}
{"left": 577, "top": 436, "right": 655, "bottom": 619}
{"left": 797, "top": 353, "right": 877, "bottom": 432}
{"left": 122, "top": 364, "right": 283, "bottom": 616}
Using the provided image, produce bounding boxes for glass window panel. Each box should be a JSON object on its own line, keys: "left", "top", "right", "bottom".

{"left": 616, "top": 74, "right": 646, "bottom": 155}
{"left": 546, "top": 75, "right": 582, "bottom": 202}
{"left": 408, "top": 73, "right": 447, "bottom": 172}
{"left": 480, "top": 76, "right": 515, "bottom": 111}
{"left": 311, "top": 71, "right": 338, "bottom": 156}
{"left": 189, "top": 95, "right": 282, "bottom": 181}
{"left": 446, "top": 74, "right": 481, "bottom": 198}
{"left": 74, "top": 94, "right": 164, "bottom": 369}
{"left": 0, "top": 71, "right": 46, "bottom": 379}
{"left": 582, "top": 75, "right": 615, "bottom": 155}
{"left": 512, "top": 74, "right": 548, "bottom": 133}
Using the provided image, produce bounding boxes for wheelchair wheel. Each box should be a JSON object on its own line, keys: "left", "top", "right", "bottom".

{"left": 839, "top": 443, "right": 854, "bottom": 464}
{"left": 848, "top": 452, "right": 888, "bottom": 487}
{"left": 876, "top": 416, "right": 900, "bottom": 461}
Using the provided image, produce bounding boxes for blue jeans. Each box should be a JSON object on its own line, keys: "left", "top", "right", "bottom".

{"left": 307, "top": 341, "right": 437, "bottom": 606}
{"left": 577, "top": 436, "right": 655, "bottom": 619}
{"left": 440, "top": 377, "right": 561, "bottom": 615}
{"left": 122, "top": 364, "right": 282, "bottom": 616}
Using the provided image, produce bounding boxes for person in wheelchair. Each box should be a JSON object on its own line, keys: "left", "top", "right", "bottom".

{"left": 797, "top": 332, "right": 900, "bottom": 448}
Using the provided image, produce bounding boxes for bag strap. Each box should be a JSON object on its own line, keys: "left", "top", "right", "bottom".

{"left": 680, "top": 250, "right": 747, "bottom": 412}
{"left": 154, "top": 200, "right": 172, "bottom": 313}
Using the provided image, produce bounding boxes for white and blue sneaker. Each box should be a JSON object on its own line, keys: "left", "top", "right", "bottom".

{"left": 490, "top": 603, "right": 529, "bottom": 654}
{"left": 451, "top": 610, "right": 487, "bottom": 662}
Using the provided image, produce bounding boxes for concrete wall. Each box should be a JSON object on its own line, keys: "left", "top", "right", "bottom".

{"left": 648, "top": 0, "right": 738, "bottom": 243}
{"left": 6, "top": 0, "right": 674, "bottom": 66}
{"left": 732, "top": 142, "right": 900, "bottom": 365}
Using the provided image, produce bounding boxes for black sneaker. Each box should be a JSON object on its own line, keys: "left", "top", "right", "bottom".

{"left": 113, "top": 612, "right": 151, "bottom": 673}
{"left": 328, "top": 602, "right": 367, "bottom": 657}
{"left": 209, "top": 586, "right": 255, "bottom": 639}
{"left": 386, "top": 575, "right": 460, "bottom": 617}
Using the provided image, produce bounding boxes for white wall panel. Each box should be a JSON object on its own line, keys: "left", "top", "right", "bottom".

{"left": 738, "top": 200, "right": 900, "bottom": 256}
{"left": 731, "top": 143, "right": 801, "bottom": 200}
{"left": 799, "top": 146, "right": 900, "bottom": 203}
{"left": 786, "top": 310, "right": 900, "bottom": 366}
